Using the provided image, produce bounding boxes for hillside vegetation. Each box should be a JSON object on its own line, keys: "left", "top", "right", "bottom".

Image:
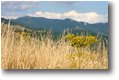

{"left": 1, "top": 22, "right": 108, "bottom": 69}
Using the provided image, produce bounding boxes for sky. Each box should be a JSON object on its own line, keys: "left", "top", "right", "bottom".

{"left": 1, "top": 1, "right": 108, "bottom": 24}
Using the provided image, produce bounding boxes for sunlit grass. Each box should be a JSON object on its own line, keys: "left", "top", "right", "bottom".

{"left": 1, "top": 22, "right": 108, "bottom": 69}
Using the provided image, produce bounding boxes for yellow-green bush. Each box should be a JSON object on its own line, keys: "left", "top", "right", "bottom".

{"left": 18, "top": 31, "right": 31, "bottom": 37}
{"left": 65, "top": 34, "right": 99, "bottom": 68}
{"left": 65, "top": 34, "right": 98, "bottom": 48}
{"left": 65, "top": 34, "right": 75, "bottom": 41}
{"left": 17, "top": 31, "right": 31, "bottom": 42}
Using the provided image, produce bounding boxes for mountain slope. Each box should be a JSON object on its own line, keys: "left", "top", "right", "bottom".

{"left": 1, "top": 16, "right": 108, "bottom": 36}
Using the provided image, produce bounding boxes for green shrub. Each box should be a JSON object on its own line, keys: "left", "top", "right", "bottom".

{"left": 65, "top": 34, "right": 98, "bottom": 48}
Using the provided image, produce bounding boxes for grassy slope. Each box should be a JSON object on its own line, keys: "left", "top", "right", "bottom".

{"left": 1, "top": 23, "right": 108, "bottom": 69}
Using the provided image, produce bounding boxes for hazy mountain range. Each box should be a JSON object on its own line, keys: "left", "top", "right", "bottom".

{"left": 1, "top": 16, "right": 108, "bottom": 36}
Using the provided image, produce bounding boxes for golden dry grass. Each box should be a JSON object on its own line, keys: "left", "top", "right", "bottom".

{"left": 1, "top": 23, "right": 108, "bottom": 69}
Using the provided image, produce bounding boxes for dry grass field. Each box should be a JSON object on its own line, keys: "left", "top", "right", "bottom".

{"left": 1, "top": 22, "right": 108, "bottom": 69}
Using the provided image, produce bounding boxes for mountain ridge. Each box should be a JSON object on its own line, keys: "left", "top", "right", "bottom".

{"left": 1, "top": 16, "right": 108, "bottom": 36}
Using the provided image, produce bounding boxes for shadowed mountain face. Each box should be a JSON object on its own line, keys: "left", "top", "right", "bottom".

{"left": 1, "top": 16, "right": 108, "bottom": 36}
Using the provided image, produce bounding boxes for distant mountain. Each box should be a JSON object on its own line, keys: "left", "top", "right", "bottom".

{"left": 1, "top": 16, "right": 108, "bottom": 36}
{"left": 1, "top": 17, "right": 8, "bottom": 23}
{"left": 1, "top": 17, "right": 25, "bottom": 27}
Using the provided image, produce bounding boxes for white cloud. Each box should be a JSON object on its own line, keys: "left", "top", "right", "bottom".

{"left": 1, "top": 16, "right": 18, "bottom": 19}
{"left": 28, "top": 10, "right": 108, "bottom": 24}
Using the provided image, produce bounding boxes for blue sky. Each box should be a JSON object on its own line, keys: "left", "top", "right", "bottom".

{"left": 1, "top": 1, "right": 108, "bottom": 23}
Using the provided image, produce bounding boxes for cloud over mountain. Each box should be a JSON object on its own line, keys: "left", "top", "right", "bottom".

{"left": 28, "top": 10, "right": 108, "bottom": 24}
